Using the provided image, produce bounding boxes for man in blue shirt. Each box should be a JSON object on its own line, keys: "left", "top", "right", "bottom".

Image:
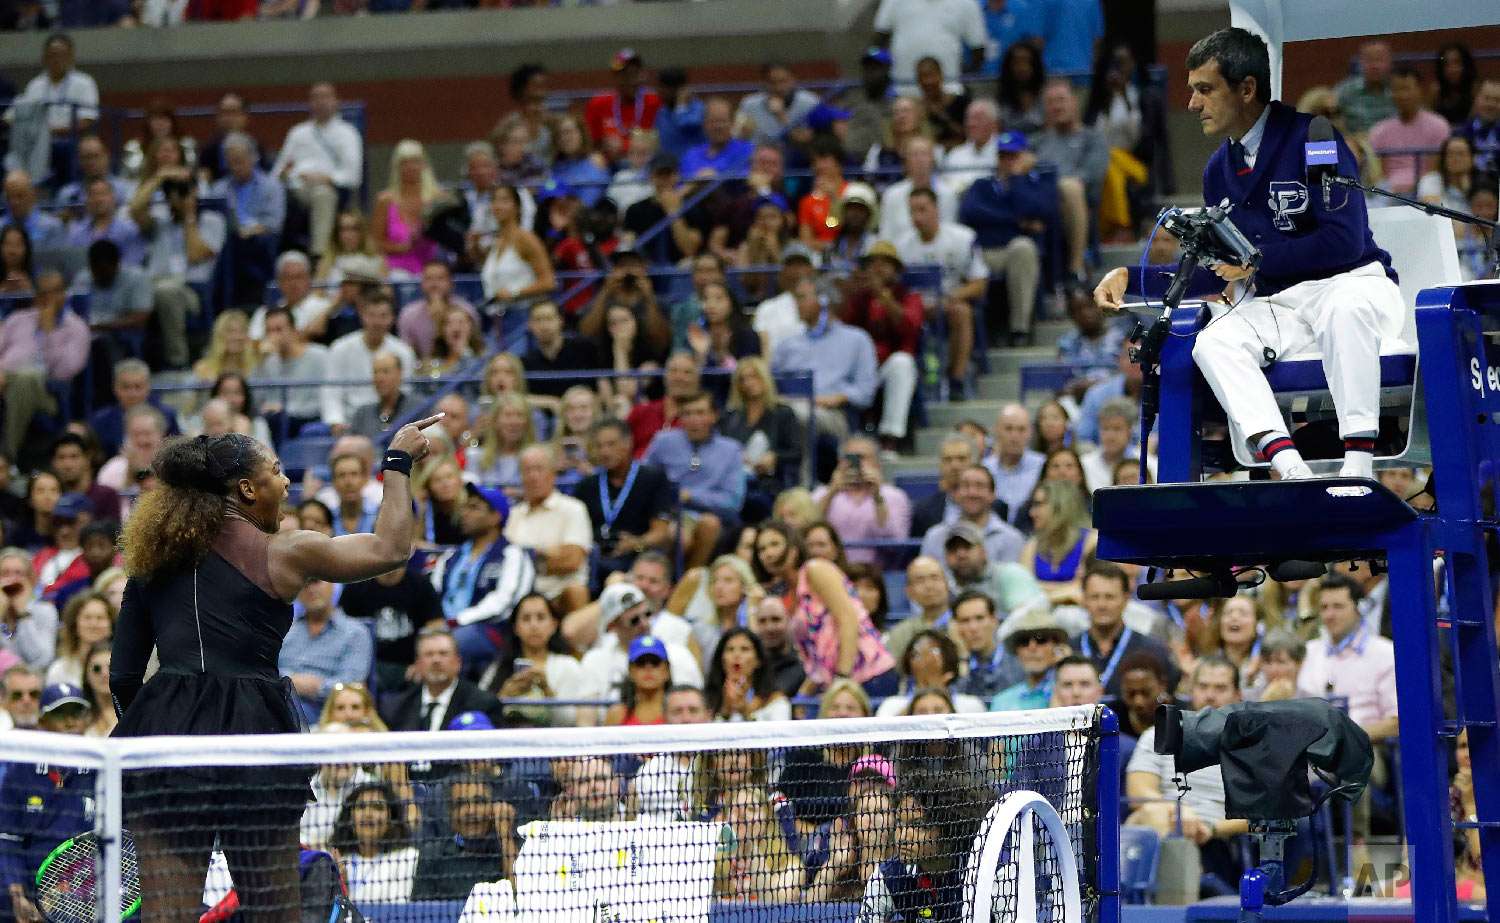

{"left": 54, "top": 134, "right": 133, "bottom": 214}
{"left": 210, "top": 132, "right": 286, "bottom": 305}
{"left": 654, "top": 68, "right": 706, "bottom": 158}
{"left": 1096, "top": 26, "right": 1403, "bottom": 481}
{"left": 64, "top": 178, "right": 145, "bottom": 266}
{"left": 1039, "top": 0, "right": 1103, "bottom": 77}
{"left": 279, "top": 579, "right": 374, "bottom": 722}
{"left": 0, "top": 684, "right": 95, "bottom": 922}
{"left": 771, "top": 277, "right": 879, "bottom": 440}
{"left": 679, "top": 98, "right": 755, "bottom": 179}
{"left": 1056, "top": 284, "right": 1128, "bottom": 375}
{"left": 430, "top": 483, "right": 537, "bottom": 671}
{"left": 980, "top": 0, "right": 1044, "bottom": 79}
{"left": 959, "top": 130, "right": 1054, "bottom": 343}
{"left": 1, "top": 169, "right": 63, "bottom": 251}
{"left": 642, "top": 391, "right": 746, "bottom": 569}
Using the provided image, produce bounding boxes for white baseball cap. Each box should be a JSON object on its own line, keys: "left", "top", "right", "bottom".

{"left": 599, "top": 582, "right": 647, "bottom": 628}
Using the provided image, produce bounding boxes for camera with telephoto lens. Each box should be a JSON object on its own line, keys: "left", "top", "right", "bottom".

{"left": 1160, "top": 205, "right": 1261, "bottom": 271}
{"left": 161, "top": 177, "right": 193, "bottom": 201}
{"left": 1155, "top": 697, "right": 1372, "bottom": 821}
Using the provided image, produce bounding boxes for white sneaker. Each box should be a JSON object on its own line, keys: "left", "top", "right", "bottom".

{"left": 1280, "top": 462, "right": 1315, "bottom": 480}
{"left": 1340, "top": 455, "right": 1375, "bottom": 479}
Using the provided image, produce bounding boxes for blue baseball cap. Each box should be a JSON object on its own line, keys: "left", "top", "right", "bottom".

{"left": 53, "top": 493, "right": 91, "bottom": 520}
{"left": 465, "top": 482, "right": 509, "bottom": 524}
{"left": 862, "top": 47, "right": 893, "bottom": 67}
{"left": 537, "top": 179, "right": 575, "bottom": 202}
{"left": 41, "top": 682, "right": 89, "bottom": 714}
{"left": 995, "top": 130, "right": 1028, "bottom": 153}
{"left": 448, "top": 710, "right": 494, "bottom": 731}
{"left": 755, "top": 192, "right": 790, "bottom": 212}
{"left": 627, "top": 635, "right": 669, "bottom": 665}
{"left": 806, "top": 104, "right": 852, "bottom": 133}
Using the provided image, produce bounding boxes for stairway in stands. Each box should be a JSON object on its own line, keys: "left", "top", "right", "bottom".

{"left": 885, "top": 241, "right": 1143, "bottom": 478}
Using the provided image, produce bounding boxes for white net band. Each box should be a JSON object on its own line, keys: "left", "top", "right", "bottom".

{"left": 0, "top": 707, "right": 1117, "bottom": 923}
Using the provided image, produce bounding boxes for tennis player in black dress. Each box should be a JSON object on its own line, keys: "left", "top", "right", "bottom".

{"left": 111, "top": 415, "right": 441, "bottom": 923}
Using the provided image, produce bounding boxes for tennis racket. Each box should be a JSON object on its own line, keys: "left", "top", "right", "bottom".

{"left": 34, "top": 830, "right": 141, "bottom": 923}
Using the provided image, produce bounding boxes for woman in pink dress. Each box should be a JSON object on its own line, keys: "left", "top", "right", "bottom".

{"left": 751, "top": 519, "right": 897, "bottom": 699}
{"left": 371, "top": 139, "right": 441, "bottom": 278}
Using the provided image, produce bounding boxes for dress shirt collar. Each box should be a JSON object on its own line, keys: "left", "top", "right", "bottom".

{"left": 1237, "top": 104, "right": 1271, "bottom": 166}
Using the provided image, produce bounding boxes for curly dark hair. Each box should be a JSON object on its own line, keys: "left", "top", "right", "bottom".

{"left": 330, "top": 781, "right": 413, "bottom": 856}
{"left": 122, "top": 434, "right": 265, "bottom": 578}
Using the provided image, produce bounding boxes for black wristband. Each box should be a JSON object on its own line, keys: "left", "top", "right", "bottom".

{"left": 381, "top": 449, "right": 414, "bottom": 477}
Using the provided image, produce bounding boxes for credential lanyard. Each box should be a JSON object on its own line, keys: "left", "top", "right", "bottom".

{"left": 598, "top": 462, "right": 640, "bottom": 534}
{"left": 613, "top": 93, "right": 646, "bottom": 133}
{"left": 1082, "top": 626, "right": 1134, "bottom": 688}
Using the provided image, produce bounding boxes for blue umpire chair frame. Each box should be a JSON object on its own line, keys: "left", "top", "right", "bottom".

{"left": 1094, "top": 272, "right": 1500, "bottom": 920}
{"left": 1144, "top": 208, "right": 1457, "bottom": 482}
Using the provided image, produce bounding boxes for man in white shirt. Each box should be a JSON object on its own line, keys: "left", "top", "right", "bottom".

{"left": 879, "top": 136, "right": 957, "bottom": 245}
{"left": 14, "top": 35, "right": 98, "bottom": 186}
{"left": 325, "top": 289, "right": 417, "bottom": 432}
{"left": 873, "top": 0, "right": 986, "bottom": 90}
{"left": 982, "top": 402, "right": 1045, "bottom": 523}
{"left": 751, "top": 250, "right": 816, "bottom": 357}
{"left": 249, "top": 251, "right": 332, "bottom": 340}
{"left": 504, "top": 445, "right": 594, "bottom": 615}
{"left": 273, "top": 82, "right": 363, "bottom": 257}
{"left": 1126, "top": 657, "right": 1249, "bottom": 886}
{"left": 254, "top": 305, "right": 330, "bottom": 441}
{"left": 734, "top": 63, "right": 821, "bottom": 149}
{"left": 892, "top": 188, "right": 984, "bottom": 397}
{"left": 942, "top": 100, "right": 1001, "bottom": 194}
{"left": 1080, "top": 396, "right": 1151, "bottom": 493}
{"left": 577, "top": 582, "right": 704, "bottom": 718}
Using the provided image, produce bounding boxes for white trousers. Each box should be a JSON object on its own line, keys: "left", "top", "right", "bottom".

{"left": 1191, "top": 262, "right": 1405, "bottom": 447}
{"left": 878, "top": 351, "right": 918, "bottom": 439}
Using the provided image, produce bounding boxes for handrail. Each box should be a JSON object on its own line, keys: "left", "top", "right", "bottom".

{"left": 540, "top": 64, "right": 1115, "bottom": 109}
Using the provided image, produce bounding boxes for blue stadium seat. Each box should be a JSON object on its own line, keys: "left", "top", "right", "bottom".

{"left": 884, "top": 570, "right": 910, "bottom": 621}
{"left": 280, "top": 436, "right": 336, "bottom": 480}
{"left": 894, "top": 472, "right": 942, "bottom": 505}
{"left": 1019, "top": 362, "right": 1085, "bottom": 400}
{"left": 1119, "top": 824, "right": 1161, "bottom": 904}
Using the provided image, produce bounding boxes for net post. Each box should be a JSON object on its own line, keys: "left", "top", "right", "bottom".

{"left": 1095, "top": 705, "right": 1121, "bottom": 923}
{"left": 100, "top": 744, "right": 123, "bottom": 923}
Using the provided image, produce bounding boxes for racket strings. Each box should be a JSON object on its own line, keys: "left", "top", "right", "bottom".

{"left": 35, "top": 833, "right": 142, "bottom": 923}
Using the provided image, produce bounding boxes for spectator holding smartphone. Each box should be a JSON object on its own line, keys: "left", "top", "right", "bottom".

{"left": 812, "top": 436, "right": 910, "bottom": 566}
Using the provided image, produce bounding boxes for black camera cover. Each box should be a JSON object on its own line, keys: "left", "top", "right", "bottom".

{"left": 1169, "top": 698, "right": 1373, "bottom": 820}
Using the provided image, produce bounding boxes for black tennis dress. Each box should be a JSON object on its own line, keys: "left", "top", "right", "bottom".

{"left": 111, "top": 516, "right": 311, "bottom": 825}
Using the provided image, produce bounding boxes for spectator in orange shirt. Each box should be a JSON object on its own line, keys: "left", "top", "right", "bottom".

{"left": 798, "top": 139, "right": 849, "bottom": 248}
{"left": 584, "top": 49, "right": 661, "bottom": 164}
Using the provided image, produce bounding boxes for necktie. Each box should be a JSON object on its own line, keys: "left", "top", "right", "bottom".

{"left": 421, "top": 700, "right": 439, "bottom": 731}
{"left": 1229, "top": 139, "right": 1250, "bottom": 174}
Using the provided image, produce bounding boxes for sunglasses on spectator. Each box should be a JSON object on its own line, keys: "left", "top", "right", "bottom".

{"left": 8, "top": 689, "right": 40, "bottom": 700}
{"left": 632, "top": 656, "right": 666, "bottom": 668}
{"left": 1015, "top": 632, "right": 1060, "bottom": 648}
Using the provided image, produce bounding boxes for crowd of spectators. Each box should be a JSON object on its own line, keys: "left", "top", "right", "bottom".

{"left": 0, "top": 10, "right": 1491, "bottom": 914}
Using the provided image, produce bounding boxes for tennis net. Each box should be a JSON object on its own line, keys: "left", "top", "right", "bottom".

{"left": 0, "top": 706, "right": 1119, "bottom": 923}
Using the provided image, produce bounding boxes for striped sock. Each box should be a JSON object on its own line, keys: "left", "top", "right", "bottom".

{"left": 1342, "top": 435, "right": 1376, "bottom": 478}
{"left": 1258, "top": 434, "right": 1297, "bottom": 462}
{"left": 1257, "top": 433, "right": 1308, "bottom": 478}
